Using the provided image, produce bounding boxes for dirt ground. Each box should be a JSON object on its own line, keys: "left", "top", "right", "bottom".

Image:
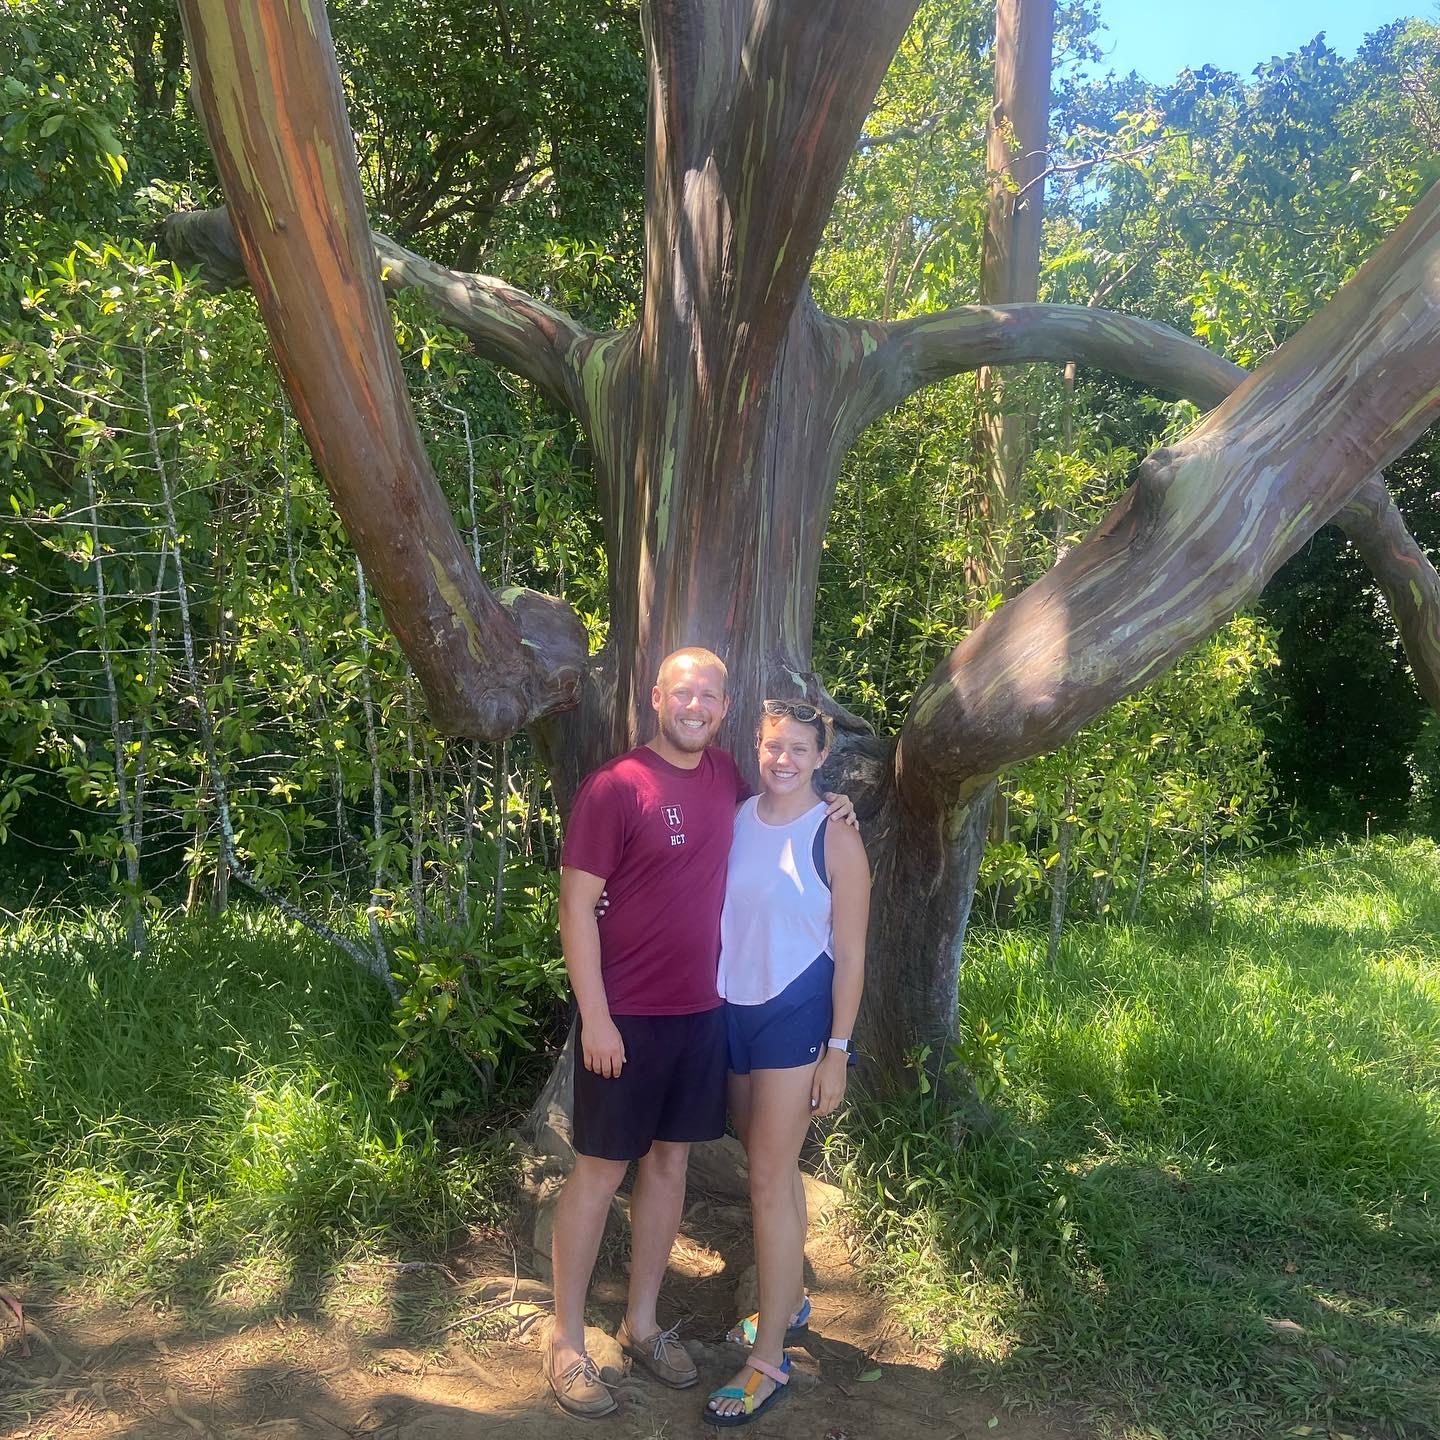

{"left": 1, "top": 1157, "right": 1087, "bottom": 1440}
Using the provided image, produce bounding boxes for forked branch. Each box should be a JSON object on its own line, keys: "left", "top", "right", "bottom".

{"left": 639, "top": 0, "right": 919, "bottom": 360}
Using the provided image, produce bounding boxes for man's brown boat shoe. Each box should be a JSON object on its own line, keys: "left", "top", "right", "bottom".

{"left": 545, "top": 1345, "right": 618, "bottom": 1417}
{"left": 615, "top": 1318, "right": 698, "bottom": 1389}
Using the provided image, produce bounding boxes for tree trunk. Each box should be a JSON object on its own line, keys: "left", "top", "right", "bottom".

{"left": 533, "top": 1, "right": 923, "bottom": 803}
{"left": 968, "top": 0, "right": 1054, "bottom": 611}
{"left": 537, "top": 293, "right": 882, "bottom": 804}
{"left": 855, "top": 779, "right": 995, "bottom": 1101}
{"left": 975, "top": 0, "right": 1055, "bottom": 931}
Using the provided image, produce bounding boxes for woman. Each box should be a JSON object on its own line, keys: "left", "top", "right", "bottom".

{"left": 704, "top": 699, "right": 870, "bottom": 1426}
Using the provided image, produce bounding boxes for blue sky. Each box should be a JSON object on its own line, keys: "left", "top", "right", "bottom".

{"left": 1087, "top": 0, "right": 1422, "bottom": 81}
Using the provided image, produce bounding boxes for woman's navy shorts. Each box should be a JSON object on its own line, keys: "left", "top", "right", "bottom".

{"left": 572, "top": 1006, "right": 728, "bottom": 1161}
{"left": 725, "top": 953, "right": 834, "bottom": 1074}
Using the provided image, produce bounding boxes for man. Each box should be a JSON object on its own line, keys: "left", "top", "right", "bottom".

{"left": 544, "top": 648, "right": 849, "bottom": 1417}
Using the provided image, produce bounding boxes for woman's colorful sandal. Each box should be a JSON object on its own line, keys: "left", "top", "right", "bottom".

{"left": 725, "top": 1295, "right": 811, "bottom": 1346}
{"left": 704, "top": 1353, "right": 790, "bottom": 1427}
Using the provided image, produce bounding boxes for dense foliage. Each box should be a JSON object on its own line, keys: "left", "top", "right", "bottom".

{"left": 2, "top": 0, "right": 1438, "bottom": 1054}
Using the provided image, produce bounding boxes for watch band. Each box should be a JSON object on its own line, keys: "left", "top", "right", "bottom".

{"left": 826, "top": 1037, "right": 850, "bottom": 1052}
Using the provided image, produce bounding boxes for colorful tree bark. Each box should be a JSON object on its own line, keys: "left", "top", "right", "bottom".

{"left": 174, "top": 0, "right": 586, "bottom": 738}
{"left": 969, "top": 0, "right": 1055, "bottom": 606}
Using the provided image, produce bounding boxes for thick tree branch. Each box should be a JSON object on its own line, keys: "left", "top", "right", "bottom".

{"left": 162, "top": 206, "right": 594, "bottom": 415}
{"left": 371, "top": 234, "right": 593, "bottom": 415}
{"left": 176, "top": 0, "right": 586, "bottom": 739}
{"left": 842, "top": 302, "right": 1242, "bottom": 444}
{"left": 895, "top": 182, "right": 1440, "bottom": 808}
{"left": 717, "top": 0, "right": 920, "bottom": 347}
{"left": 847, "top": 300, "right": 1440, "bottom": 703}
{"left": 1334, "top": 477, "right": 1440, "bottom": 713}
{"left": 640, "top": 0, "right": 919, "bottom": 364}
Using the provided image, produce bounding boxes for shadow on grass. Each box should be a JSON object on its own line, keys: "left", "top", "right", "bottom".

{"left": 950, "top": 1148, "right": 1440, "bottom": 1440}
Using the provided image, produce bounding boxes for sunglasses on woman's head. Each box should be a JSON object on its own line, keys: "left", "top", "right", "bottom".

{"left": 762, "top": 699, "right": 824, "bottom": 724}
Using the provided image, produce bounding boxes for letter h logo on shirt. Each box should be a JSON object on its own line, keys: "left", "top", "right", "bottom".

{"left": 663, "top": 804, "right": 685, "bottom": 846}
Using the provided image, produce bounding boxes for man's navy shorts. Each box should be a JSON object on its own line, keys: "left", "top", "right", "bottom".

{"left": 572, "top": 1006, "right": 728, "bottom": 1161}
{"left": 725, "top": 953, "right": 834, "bottom": 1074}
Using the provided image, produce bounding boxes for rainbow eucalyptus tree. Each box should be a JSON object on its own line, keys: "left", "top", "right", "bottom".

{"left": 166, "top": 0, "right": 1440, "bottom": 1090}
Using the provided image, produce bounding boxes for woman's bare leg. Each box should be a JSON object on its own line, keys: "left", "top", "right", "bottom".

{"left": 709, "top": 1063, "right": 813, "bottom": 1418}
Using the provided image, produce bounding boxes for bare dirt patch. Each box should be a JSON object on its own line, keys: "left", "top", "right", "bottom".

{"left": 2, "top": 1174, "right": 1088, "bottom": 1440}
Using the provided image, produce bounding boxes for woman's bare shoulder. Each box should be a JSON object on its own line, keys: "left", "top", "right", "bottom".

{"left": 824, "top": 816, "right": 869, "bottom": 873}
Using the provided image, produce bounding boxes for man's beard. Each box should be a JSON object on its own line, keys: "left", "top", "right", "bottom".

{"left": 660, "top": 713, "right": 715, "bottom": 752}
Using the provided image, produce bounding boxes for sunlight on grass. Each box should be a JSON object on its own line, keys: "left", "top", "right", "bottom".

{"left": 835, "top": 837, "right": 1440, "bottom": 1440}
{"left": 0, "top": 909, "right": 514, "bottom": 1297}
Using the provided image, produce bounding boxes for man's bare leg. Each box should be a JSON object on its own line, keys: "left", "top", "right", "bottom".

{"left": 550, "top": 1152, "right": 628, "bottom": 1370}
{"left": 623, "top": 1139, "right": 689, "bottom": 1338}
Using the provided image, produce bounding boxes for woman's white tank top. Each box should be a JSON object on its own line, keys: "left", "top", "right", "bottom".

{"left": 717, "top": 797, "right": 832, "bottom": 1006}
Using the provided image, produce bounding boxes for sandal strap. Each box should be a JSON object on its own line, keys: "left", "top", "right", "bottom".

{"left": 729, "top": 1295, "right": 811, "bottom": 1344}
{"left": 746, "top": 1354, "right": 790, "bottom": 1386}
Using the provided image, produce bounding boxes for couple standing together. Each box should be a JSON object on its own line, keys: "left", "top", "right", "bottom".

{"left": 546, "top": 647, "right": 871, "bottom": 1425}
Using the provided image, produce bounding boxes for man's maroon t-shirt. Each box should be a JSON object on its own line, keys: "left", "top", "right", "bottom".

{"left": 560, "top": 745, "right": 749, "bottom": 1015}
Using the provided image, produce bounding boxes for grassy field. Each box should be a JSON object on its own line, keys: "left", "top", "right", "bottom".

{"left": 836, "top": 836, "right": 1440, "bottom": 1438}
{"left": 0, "top": 908, "right": 515, "bottom": 1298}
{"left": 2, "top": 838, "right": 1437, "bottom": 1438}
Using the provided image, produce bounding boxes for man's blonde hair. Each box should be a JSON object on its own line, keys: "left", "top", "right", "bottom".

{"left": 656, "top": 647, "right": 729, "bottom": 694}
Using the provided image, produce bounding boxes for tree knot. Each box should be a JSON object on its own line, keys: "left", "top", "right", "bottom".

{"left": 501, "top": 587, "right": 590, "bottom": 719}
{"left": 1135, "top": 446, "right": 1179, "bottom": 498}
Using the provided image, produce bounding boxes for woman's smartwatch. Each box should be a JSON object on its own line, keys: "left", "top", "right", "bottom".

{"left": 826, "top": 1037, "right": 850, "bottom": 1053}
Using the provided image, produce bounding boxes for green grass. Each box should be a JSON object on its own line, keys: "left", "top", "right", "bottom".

{"left": 4, "top": 841, "right": 1438, "bottom": 1437}
{"left": 0, "top": 907, "right": 515, "bottom": 1299}
{"left": 834, "top": 836, "right": 1440, "bottom": 1440}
